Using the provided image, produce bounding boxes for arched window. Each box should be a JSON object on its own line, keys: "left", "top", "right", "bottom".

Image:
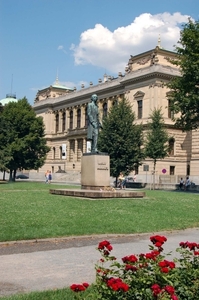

{"left": 169, "top": 138, "right": 175, "bottom": 156}
{"left": 62, "top": 112, "right": 66, "bottom": 132}
{"left": 55, "top": 113, "right": 59, "bottom": 133}
{"left": 77, "top": 108, "right": 81, "bottom": 128}
{"left": 85, "top": 106, "right": 88, "bottom": 128}
{"left": 69, "top": 110, "right": 73, "bottom": 130}
{"left": 103, "top": 102, "right": 107, "bottom": 118}
{"left": 112, "top": 99, "right": 118, "bottom": 106}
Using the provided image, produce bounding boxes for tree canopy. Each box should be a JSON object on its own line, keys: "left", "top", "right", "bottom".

{"left": 98, "top": 98, "right": 144, "bottom": 179}
{"left": 167, "top": 18, "right": 199, "bottom": 131}
{"left": 144, "top": 108, "right": 169, "bottom": 176}
{"left": 0, "top": 98, "right": 50, "bottom": 181}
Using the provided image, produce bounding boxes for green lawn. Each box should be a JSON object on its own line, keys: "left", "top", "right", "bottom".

{"left": 0, "top": 181, "right": 199, "bottom": 242}
{"left": 0, "top": 286, "right": 94, "bottom": 300}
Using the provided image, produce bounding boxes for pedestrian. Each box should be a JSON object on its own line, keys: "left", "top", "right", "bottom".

{"left": 121, "top": 175, "right": 127, "bottom": 189}
{"left": 118, "top": 173, "right": 124, "bottom": 189}
{"left": 179, "top": 177, "right": 184, "bottom": 190}
{"left": 48, "top": 171, "right": 52, "bottom": 184}
{"left": 184, "top": 176, "right": 191, "bottom": 191}
{"left": 45, "top": 170, "right": 49, "bottom": 183}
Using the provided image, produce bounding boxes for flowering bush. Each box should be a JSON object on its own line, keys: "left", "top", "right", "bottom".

{"left": 70, "top": 236, "right": 199, "bottom": 299}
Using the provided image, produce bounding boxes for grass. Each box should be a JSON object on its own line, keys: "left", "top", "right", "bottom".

{"left": 0, "top": 182, "right": 199, "bottom": 242}
{"left": 0, "top": 182, "right": 199, "bottom": 299}
{"left": 0, "top": 286, "right": 95, "bottom": 300}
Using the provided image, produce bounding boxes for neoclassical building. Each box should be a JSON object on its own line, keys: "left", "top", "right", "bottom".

{"left": 32, "top": 46, "right": 199, "bottom": 183}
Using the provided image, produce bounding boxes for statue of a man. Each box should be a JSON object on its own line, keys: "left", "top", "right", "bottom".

{"left": 87, "top": 94, "right": 102, "bottom": 153}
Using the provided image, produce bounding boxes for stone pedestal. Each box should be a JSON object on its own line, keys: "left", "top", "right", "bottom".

{"left": 81, "top": 153, "right": 110, "bottom": 190}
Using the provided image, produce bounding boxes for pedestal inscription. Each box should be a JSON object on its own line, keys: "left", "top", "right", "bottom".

{"left": 81, "top": 153, "right": 110, "bottom": 189}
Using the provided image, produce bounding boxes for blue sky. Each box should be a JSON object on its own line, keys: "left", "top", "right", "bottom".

{"left": 0, "top": 0, "right": 198, "bottom": 105}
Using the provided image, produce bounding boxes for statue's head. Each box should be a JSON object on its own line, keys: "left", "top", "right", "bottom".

{"left": 91, "top": 94, "right": 98, "bottom": 103}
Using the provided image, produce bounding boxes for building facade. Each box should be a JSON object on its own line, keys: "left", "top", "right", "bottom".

{"left": 32, "top": 46, "right": 199, "bottom": 184}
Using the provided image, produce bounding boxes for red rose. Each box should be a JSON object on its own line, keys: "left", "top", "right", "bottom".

{"left": 165, "top": 285, "right": 175, "bottom": 295}
{"left": 171, "top": 295, "right": 179, "bottom": 300}
{"left": 161, "top": 267, "right": 169, "bottom": 273}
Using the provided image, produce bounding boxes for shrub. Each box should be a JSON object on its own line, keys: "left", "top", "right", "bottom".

{"left": 71, "top": 236, "right": 199, "bottom": 299}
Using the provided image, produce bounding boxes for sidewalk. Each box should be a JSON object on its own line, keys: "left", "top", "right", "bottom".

{"left": 0, "top": 228, "right": 199, "bottom": 297}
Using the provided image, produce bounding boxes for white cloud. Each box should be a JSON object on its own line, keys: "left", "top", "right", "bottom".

{"left": 58, "top": 45, "right": 67, "bottom": 54}
{"left": 71, "top": 12, "right": 191, "bottom": 74}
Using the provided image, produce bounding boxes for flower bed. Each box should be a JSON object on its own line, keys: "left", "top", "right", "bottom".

{"left": 70, "top": 236, "right": 199, "bottom": 299}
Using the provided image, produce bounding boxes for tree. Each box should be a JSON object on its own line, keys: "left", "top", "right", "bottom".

{"left": 0, "top": 98, "right": 50, "bottom": 181}
{"left": 98, "top": 98, "right": 144, "bottom": 182}
{"left": 144, "top": 108, "right": 169, "bottom": 189}
{"left": 167, "top": 18, "right": 199, "bottom": 131}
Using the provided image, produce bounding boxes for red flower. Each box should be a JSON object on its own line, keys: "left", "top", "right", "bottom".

{"left": 98, "top": 240, "right": 113, "bottom": 256}
{"left": 82, "top": 282, "right": 89, "bottom": 288}
{"left": 165, "top": 285, "right": 175, "bottom": 295}
{"left": 161, "top": 267, "right": 169, "bottom": 273}
{"left": 179, "top": 241, "right": 198, "bottom": 251}
{"left": 159, "top": 260, "right": 175, "bottom": 270}
{"left": 145, "top": 250, "right": 160, "bottom": 260}
{"left": 70, "top": 283, "right": 88, "bottom": 292}
{"left": 125, "top": 264, "right": 138, "bottom": 272}
{"left": 151, "top": 284, "right": 161, "bottom": 296}
{"left": 122, "top": 254, "right": 138, "bottom": 263}
{"left": 171, "top": 295, "right": 179, "bottom": 300}
{"left": 150, "top": 235, "right": 167, "bottom": 245}
{"left": 159, "top": 261, "right": 167, "bottom": 268}
{"left": 168, "top": 261, "right": 175, "bottom": 269}
{"left": 194, "top": 251, "right": 199, "bottom": 255}
{"left": 107, "top": 278, "right": 129, "bottom": 292}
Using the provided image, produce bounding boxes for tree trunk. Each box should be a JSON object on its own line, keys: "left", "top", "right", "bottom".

{"left": 153, "top": 160, "right": 156, "bottom": 190}
{"left": 9, "top": 170, "right": 13, "bottom": 182}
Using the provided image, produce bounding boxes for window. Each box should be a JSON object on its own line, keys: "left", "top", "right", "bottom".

{"left": 103, "top": 102, "right": 107, "bottom": 118}
{"left": 77, "top": 108, "right": 81, "bottom": 128}
{"left": 53, "top": 147, "right": 55, "bottom": 159}
{"left": 77, "top": 139, "right": 83, "bottom": 161}
{"left": 69, "top": 140, "right": 75, "bottom": 161}
{"left": 62, "top": 112, "right": 66, "bottom": 132}
{"left": 169, "top": 138, "right": 175, "bottom": 156}
{"left": 112, "top": 99, "right": 118, "bottom": 106}
{"left": 187, "top": 164, "right": 190, "bottom": 176}
{"left": 168, "top": 100, "right": 174, "bottom": 119}
{"left": 170, "top": 166, "right": 175, "bottom": 175}
{"left": 137, "top": 100, "right": 143, "bottom": 119}
{"left": 69, "top": 110, "right": 73, "bottom": 130}
{"left": 55, "top": 113, "right": 59, "bottom": 132}
{"left": 85, "top": 107, "right": 88, "bottom": 128}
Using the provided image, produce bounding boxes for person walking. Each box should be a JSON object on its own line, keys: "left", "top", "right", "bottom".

{"left": 45, "top": 170, "right": 49, "bottom": 183}
{"left": 48, "top": 171, "right": 52, "bottom": 184}
{"left": 179, "top": 177, "right": 184, "bottom": 190}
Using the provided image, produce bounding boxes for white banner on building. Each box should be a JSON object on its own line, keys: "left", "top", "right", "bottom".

{"left": 62, "top": 144, "right": 67, "bottom": 159}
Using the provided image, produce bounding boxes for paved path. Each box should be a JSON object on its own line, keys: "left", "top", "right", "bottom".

{"left": 0, "top": 228, "right": 199, "bottom": 297}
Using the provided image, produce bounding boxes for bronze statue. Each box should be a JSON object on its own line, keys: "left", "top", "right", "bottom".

{"left": 87, "top": 94, "right": 102, "bottom": 153}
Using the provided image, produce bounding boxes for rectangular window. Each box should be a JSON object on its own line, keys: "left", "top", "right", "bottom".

{"left": 137, "top": 100, "right": 143, "bottom": 119}
{"left": 168, "top": 100, "right": 174, "bottom": 119}
{"left": 170, "top": 166, "right": 175, "bottom": 175}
